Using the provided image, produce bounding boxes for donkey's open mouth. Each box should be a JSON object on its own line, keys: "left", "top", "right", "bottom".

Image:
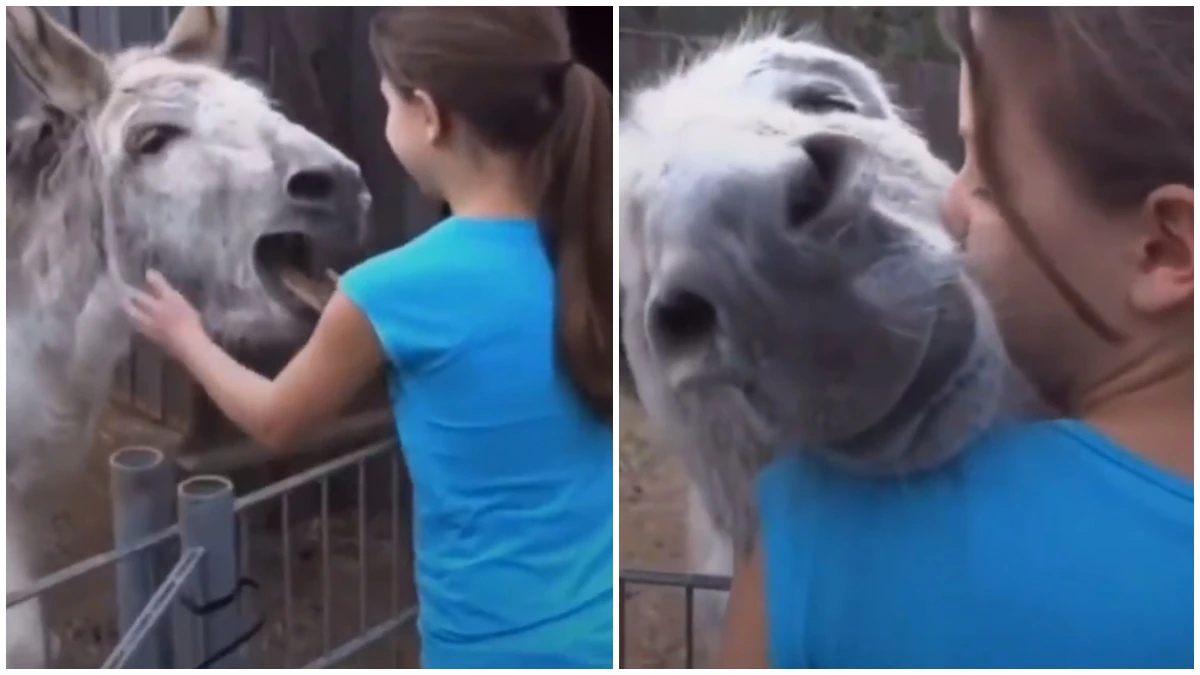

{"left": 253, "top": 232, "right": 339, "bottom": 314}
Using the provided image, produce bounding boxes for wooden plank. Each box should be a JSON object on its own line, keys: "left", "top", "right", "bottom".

{"left": 42, "top": 6, "right": 71, "bottom": 25}
{"left": 131, "top": 339, "right": 166, "bottom": 422}
{"left": 74, "top": 6, "right": 120, "bottom": 52}
{"left": 8, "top": 61, "right": 30, "bottom": 123}
{"left": 176, "top": 409, "right": 395, "bottom": 475}
{"left": 346, "top": 7, "right": 442, "bottom": 252}
{"left": 116, "top": 6, "right": 165, "bottom": 46}
{"left": 161, "top": 357, "right": 195, "bottom": 434}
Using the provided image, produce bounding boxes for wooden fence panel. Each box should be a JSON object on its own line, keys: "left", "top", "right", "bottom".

{"left": 882, "top": 60, "right": 963, "bottom": 169}
{"left": 10, "top": 7, "right": 610, "bottom": 453}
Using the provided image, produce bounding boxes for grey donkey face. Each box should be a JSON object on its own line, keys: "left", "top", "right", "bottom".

{"left": 621, "top": 34, "right": 988, "bottom": 468}
{"left": 6, "top": 7, "right": 368, "bottom": 342}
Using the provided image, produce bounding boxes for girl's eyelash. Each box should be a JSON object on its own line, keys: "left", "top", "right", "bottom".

{"left": 971, "top": 186, "right": 993, "bottom": 201}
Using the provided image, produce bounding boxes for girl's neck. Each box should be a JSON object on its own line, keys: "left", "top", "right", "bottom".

{"left": 440, "top": 159, "right": 537, "bottom": 222}
{"left": 1083, "top": 361, "right": 1194, "bottom": 481}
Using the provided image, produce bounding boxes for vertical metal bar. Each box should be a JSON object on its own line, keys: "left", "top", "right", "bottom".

{"left": 684, "top": 585, "right": 695, "bottom": 669}
{"left": 357, "top": 460, "right": 367, "bottom": 633}
{"left": 282, "top": 491, "right": 293, "bottom": 667}
{"left": 175, "top": 475, "right": 244, "bottom": 668}
{"left": 320, "top": 478, "right": 331, "bottom": 654}
{"left": 237, "top": 511, "right": 255, "bottom": 668}
{"left": 390, "top": 454, "right": 402, "bottom": 667}
{"left": 110, "top": 446, "right": 175, "bottom": 669}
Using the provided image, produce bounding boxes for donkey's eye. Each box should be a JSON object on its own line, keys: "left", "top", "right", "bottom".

{"left": 787, "top": 90, "right": 858, "bottom": 114}
{"left": 784, "top": 81, "right": 860, "bottom": 115}
{"left": 129, "top": 124, "right": 186, "bottom": 157}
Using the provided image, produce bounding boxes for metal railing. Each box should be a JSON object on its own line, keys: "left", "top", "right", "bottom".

{"left": 7, "top": 439, "right": 418, "bottom": 668}
{"left": 619, "top": 568, "right": 732, "bottom": 669}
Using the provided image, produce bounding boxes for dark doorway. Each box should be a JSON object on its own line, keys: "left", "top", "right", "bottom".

{"left": 567, "top": 7, "right": 613, "bottom": 90}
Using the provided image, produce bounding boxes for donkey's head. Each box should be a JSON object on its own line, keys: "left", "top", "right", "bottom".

{"left": 621, "top": 31, "right": 1013, "bottom": 475}
{"left": 6, "top": 7, "right": 368, "bottom": 342}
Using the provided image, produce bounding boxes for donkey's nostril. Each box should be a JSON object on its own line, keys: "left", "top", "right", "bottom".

{"left": 786, "top": 132, "right": 866, "bottom": 227}
{"left": 285, "top": 169, "right": 337, "bottom": 203}
{"left": 652, "top": 288, "right": 718, "bottom": 346}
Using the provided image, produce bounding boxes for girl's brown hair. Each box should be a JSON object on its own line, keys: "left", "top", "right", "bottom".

{"left": 938, "top": 8, "right": 1193, "bottom": 343}
{"left": 368, "top": 8, "right": 612, "bottom": 419}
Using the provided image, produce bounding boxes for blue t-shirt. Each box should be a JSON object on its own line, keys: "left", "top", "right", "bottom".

{"left": 340, "top": 216, "right": 613, "bottom": 668}
{"left": 758, "top": 420, "right": 1193, "bottom": 668}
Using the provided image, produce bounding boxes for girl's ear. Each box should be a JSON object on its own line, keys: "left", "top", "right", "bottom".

{"left": 412, "top": 89, "right": 447, "bottom": 145}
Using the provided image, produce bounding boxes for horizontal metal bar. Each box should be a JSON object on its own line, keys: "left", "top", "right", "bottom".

{"left": 302, "top": 605, "right": 420, "bottom": 667}
{"left": 234, "top": 438, "right": 397, "bottom": 512}
{"left": 301, "top": 606, "right": 418, "bottom": 669}
{"left": 7, "top": 524, "right": 181, "bottom": 608}
{"left": 619, "top": 568, "right": 733, "bottom": 592}
{"left": 101, "top": 546, "right": 204, "bottom": 669}
{"left": 10, "top": 437, "right": 396, "bottom": 607}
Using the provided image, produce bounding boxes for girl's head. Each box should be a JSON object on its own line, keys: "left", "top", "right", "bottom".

{"left": 367, "top": 8, "right": 612, "bottom": 418}
{"left": 939, "top": 8, "right": 1192, "bottom": 409}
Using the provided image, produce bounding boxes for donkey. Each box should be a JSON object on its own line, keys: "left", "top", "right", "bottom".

{"left": 619, "top": 28, "right": 1040, "bottom": 662}
{"left": 6, "top": 7, "right": 368, "bottom": 666}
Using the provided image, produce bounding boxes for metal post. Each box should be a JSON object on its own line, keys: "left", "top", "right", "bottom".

{"left": 173, "top": 475, "right": 244, "bottom": 668}
{"left": 109, "top": 446, "right": 175, "bottom": 669}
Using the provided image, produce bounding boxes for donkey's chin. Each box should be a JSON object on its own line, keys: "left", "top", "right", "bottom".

{"left": 252, "top": 232, "right": 337, "bottom": 316}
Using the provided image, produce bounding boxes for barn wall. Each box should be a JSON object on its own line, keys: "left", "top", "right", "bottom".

{"left": 6, "top": 7, "right": 441, "bottom": 441}
{"left": 8, "top": 7, "right": 614, "bottom": 456}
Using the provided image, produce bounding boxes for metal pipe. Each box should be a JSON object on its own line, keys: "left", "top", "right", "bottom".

{"left": 103, "top": 547, "right": 204, "bottom": 669}
{"left": 109, "top": 446, "right": 175, "bottom": 668}
{"left": 174, "top": 475, "right": 244, "bottom": 668}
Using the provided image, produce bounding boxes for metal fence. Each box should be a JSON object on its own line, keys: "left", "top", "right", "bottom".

{"left": 6, "top": 440, "right": 417, "bottom": 668}
{"left": 618, "top": 568, "right": 732, "bottom": 669}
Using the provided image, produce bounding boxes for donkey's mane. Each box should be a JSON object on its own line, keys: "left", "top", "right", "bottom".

{"left": 7, "top": 104, "right": 106, "bottom": 304}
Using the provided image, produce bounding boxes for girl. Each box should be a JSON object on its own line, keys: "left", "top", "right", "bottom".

{"left": 126, "top": 8, "right": 613, "bottom": 669}
{"left": 719, "top": 7, "right": 1192, "bottom": 668}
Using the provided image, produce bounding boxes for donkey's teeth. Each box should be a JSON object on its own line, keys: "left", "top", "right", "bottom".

{"left": 278, "top": 265, "right": 335, "bottom": 312}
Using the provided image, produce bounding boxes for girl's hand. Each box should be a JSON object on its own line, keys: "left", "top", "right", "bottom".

{"left": 124, "top": 270, "right": 207, "bottom": 360}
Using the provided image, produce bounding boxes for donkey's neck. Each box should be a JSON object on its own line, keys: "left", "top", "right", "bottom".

{"left": 7, "top": 117, "right": 134, "bottom": 473}
{"left": 8, "top": 277, "right": 134, "bottom": 464}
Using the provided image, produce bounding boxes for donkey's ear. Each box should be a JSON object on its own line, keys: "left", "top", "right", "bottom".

{"left": 6, "top": 7, "right": 109, "bottom": 116}
{"left": 160, "top": 7, "right": 229, "bottom": 64}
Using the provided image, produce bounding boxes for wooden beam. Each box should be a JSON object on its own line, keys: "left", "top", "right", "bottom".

{"left": 175, "top": 408, "right": 396, "bottom": 476}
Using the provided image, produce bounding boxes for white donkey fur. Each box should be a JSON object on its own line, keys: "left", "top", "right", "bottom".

{"left": 619, "top": 27, "right": 1039, "bottom": 663}
{"left": 6, "top": 7, "right": 368, "bottom": 666}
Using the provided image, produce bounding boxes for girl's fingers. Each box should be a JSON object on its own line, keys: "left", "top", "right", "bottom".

{"left": 123, "top": 298, "right": 153, "bottom": 331}
{"left": 127, "top": 289, "right": 159, "bottom": 316}
{"left": 146, "top": 269, "right": 182, "bottom": 301}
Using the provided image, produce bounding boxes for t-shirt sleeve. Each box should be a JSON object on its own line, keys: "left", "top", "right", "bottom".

{"left": 755, "top": 453, "right": 825, "bottom": 668}
{"left": 339, "top": 245, "right": 463, "bottom": 374}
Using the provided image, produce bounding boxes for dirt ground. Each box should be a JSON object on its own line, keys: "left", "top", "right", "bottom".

{"left": 20, "top": 395, "right": 696, "bottom": 668}
{"left": 14, "top": 408, "right": 420, "bottom": 669}
{"left": 619, "top": 395, "right": 698, "bottom": 669}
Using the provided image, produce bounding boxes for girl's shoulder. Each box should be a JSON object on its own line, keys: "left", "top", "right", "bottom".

{"left": 756, "top": 420, "right": 1193, "bottom": 668}
{"left": 757, "top": 419, "right": 1191, "bottom": 533}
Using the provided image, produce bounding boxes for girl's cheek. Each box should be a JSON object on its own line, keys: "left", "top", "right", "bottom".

{"left": 941, "top": 175, "right": 972, "bottom": 245}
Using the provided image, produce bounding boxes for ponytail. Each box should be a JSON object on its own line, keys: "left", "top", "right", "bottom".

{"left": 367, "top": 7, "right": 613, "bottom": 420}
{"left": 536, "top": 64, "right": 613, "bottom": 420}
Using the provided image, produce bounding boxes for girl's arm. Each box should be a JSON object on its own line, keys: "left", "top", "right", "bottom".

{"left": 126, "top": 271, "right": 384, "bottom": 450}
{"left": 715, "top": 537, "right": 770, "bottom": 668}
